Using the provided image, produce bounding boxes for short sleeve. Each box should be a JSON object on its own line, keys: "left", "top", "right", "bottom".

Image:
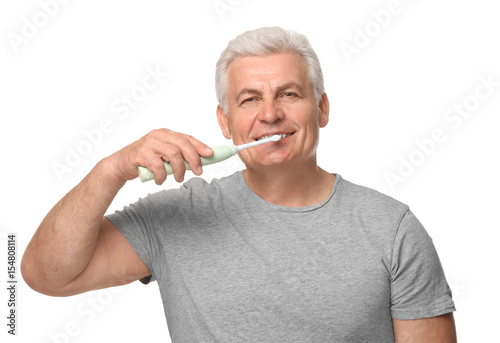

{"left": 106, "top": 193, "right": 162, "bottom": 284}
{"left": 390, "top": 209, "right": 456, "bottom": 319}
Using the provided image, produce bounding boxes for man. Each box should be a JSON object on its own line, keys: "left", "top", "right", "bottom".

{"left": 22, "top": 27, "right": 457, "bottom": 342}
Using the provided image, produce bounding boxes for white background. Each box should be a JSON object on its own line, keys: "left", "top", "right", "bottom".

{"left": 1, "top": 0, "right": 499, "bottom": 342}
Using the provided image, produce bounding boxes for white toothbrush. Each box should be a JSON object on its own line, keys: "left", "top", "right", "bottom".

{"left": 138, "top": 134, "right": 282, "bottom": 182}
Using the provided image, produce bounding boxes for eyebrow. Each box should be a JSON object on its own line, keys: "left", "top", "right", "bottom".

{"left": 236, "top": 88, "right": 261, "bottom": 101}
{"left": 235, "top": 82, "right": 306, "bottom": 102}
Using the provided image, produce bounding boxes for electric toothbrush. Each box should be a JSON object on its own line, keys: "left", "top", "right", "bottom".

{"left": 137, "top": 134, "right": 282, "bottom": 182}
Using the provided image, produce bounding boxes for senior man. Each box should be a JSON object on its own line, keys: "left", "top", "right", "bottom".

{"left": 22, "top": 27, "right": 457, "bottom": 342}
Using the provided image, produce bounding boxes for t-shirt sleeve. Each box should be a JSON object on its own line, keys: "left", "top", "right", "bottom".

{"left": 390, "top": 209, "right": 456, "bottom": 319}
{"left": 105, "top": 193, "right": 164, "bottom": 285}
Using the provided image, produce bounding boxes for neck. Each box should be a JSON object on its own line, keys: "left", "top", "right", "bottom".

{"left": 242, "top": 157, "right": 336, "bottom": 207}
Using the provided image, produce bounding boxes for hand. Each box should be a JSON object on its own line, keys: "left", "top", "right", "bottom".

{"left": 105, "top": 129, "right": 213, "bottom": 185}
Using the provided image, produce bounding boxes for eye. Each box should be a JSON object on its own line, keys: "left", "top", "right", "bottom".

{"left": 281, "top": 92, "right": 298, "bottom": 98}
{"left": 240, "top": 97, "right": 259, "bottom": 107}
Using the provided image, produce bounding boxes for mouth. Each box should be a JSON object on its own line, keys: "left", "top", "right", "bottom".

{"left": 255, "top": 132, "right": 296, "bottom": 141}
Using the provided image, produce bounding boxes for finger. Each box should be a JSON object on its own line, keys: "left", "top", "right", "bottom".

{"left": 139, "top": 129, "right": 210, "bottom": 181}
{"left": 186, "top": 135, "right": 214, "bottom": 158}
{"left": 181, "top": 136, "right": 214, "bottom": 176}
{"left": 162, "top": 145, "right": 187, "bottom": 183}
{"left": 134, "top": 136, "right": 169, "bottom": 184}
{"left": 145, "top": 156, "right": 168, "bottom": 185}
{"left": 171, "top": 136, "right": 206, "bottom": 176}
{"left": 143, "top": 132, "right": 188, "bottom": 183}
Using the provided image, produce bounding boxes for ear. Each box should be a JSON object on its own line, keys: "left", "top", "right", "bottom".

{"left": 216, "top": 105, "right": 232, "bottom": 139}
{"left": 318, "top": 93, "right": 330, "bottom": 128}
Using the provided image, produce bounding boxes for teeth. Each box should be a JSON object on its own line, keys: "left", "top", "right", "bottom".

{"left": 257, "top": 133, "right": 293, "bottom": 141}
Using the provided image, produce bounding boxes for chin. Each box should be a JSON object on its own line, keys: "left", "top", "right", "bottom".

{"left": 252, "top": 156, "right": 295, "bottom": 169}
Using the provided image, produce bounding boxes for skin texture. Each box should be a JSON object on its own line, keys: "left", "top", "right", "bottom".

{"left": 22, "top": 51, "right": 457, "bottom": 341}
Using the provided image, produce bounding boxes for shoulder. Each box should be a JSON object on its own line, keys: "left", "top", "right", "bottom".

{"left": 335, "top": 176, "right": 410, "bottom": 231}
{"left": 337, "top": 176, "right": 408, "bottom": 213}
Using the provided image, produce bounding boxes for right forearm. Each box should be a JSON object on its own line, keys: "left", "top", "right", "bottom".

{"left": 22, "top": 129, "right": 214, "bottom": 293}
{"left": 22, "top": 158, "right": 125, "bottom": 289}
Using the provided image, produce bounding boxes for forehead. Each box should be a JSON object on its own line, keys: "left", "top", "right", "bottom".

{"left": 226, "top": 53, "right": 310, "bottom": 92}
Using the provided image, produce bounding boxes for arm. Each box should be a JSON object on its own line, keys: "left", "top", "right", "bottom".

{"left": 21, "top": 160, "right": 139, "bottom": 296}
{"left": 393, "top": 313, "right": 457, "bottom": 343}
{"left": 21, "top": 129, "right": 213, "bottom": 296}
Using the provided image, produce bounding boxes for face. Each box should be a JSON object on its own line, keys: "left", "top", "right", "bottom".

{"left": 217, "top": 52, "right": 329, "bottom": 170}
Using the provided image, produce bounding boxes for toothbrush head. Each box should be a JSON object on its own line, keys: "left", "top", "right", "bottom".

{"left": 234, "top": 134, "right": 283, "bottom": 152}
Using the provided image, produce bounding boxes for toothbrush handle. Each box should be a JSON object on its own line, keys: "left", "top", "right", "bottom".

{"left": 137, "top": 145, "right": 236, "bottom": 182}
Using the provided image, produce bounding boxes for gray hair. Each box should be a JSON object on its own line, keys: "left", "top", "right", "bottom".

{"left": 215, "top": 26, "right": 325, "bottom": 114}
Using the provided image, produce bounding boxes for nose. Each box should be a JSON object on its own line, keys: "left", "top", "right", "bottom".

{"left": 257, "top": 99, "right": 284, "bottom": 123}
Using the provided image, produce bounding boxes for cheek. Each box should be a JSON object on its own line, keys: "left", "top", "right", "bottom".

{"left": 228, "top": 114, "right": 254, "bottom": 141}
{"left": 294, "top": 111, "right": 320, "bottom": 130}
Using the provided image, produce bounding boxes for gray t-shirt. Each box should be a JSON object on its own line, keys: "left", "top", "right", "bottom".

{"left": 106, "top": 172, "right": 455, "bottom": 342}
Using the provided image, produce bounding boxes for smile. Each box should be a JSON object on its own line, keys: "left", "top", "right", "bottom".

{"left": 255, "top": 132, "right": 295, "bottom": 141}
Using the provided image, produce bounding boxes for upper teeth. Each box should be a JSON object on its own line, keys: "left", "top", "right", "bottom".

{"left": 257, "top": 133, "right": 292, "bottom": 141}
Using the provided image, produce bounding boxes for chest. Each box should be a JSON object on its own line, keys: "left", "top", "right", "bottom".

{"left": 161, "top": 217, "right": 393, "bottom": 337}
